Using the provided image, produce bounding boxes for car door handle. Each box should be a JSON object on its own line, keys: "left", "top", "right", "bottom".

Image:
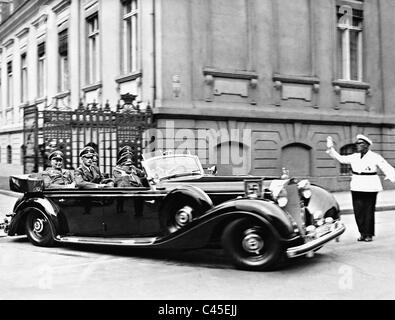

{"left": 58, "top": 199, "right": 65, "bottom": 203}
{"left": 145, "top": 200, "right": 155, "bottom": 204}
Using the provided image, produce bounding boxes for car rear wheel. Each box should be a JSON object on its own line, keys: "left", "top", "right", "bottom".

{"left": 25, "top": 210, "right": 55, "bottom": 247}
{"left": 221, "top": 218, "right": 282, "bottom": 271}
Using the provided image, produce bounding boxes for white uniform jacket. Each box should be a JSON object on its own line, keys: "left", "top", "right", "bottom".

{"left": 327, "top": 148, "right": 395, "bottom": 192}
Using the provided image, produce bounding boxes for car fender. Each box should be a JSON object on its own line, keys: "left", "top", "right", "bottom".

{"left": 159, "top": 184, "right": 213, "bottom": 216}
{"left": 205, "top": 198, "right": 295, "bottom": 238}
{"left": 8, "top": 197, "right": 60, "bottom": 237}
{"left": 308, "top": 184, "right": 340, "bottom": 220}
{"left": 154, "top": 198, "right": 295, "bottom": 249}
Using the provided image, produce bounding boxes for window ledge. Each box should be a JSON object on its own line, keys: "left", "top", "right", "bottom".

{"left": 115, "top": 71, "right": 142, "bottom": 84}
{"left": 55, "top": 90, "right": 70, "bottom": 99}
{"left": 203, "top": 67, "right": 258, "bottom": 80}
{"left": 18, "top": 103, "right": 28, "bottom": 109}
{"left": 273, "top": 74, "right": 320, "bottom": 85}
{"left": 332, "top": 80, "right": 370, "bottom": 90}
{"left": 35, "top": 97, "right": 47, "bottom": 104}
{"left": 82, "top": 82, "right": 102, "bottom": 92}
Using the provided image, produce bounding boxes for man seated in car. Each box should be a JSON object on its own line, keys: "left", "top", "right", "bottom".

{"left": 92, "top": 151, "right": 99, "bottom": 167}
{"left": 74, "top": 146, "right": 114, "bottom": 188}
{"left": 41, "top": 150, "right": 75, "bottom": 189}
{"left": 113, "top": 146, "right": 145, "bottom": 187}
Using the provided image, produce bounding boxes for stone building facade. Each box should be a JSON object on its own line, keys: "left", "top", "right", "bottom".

{"left": 1, "top": 0, "right": 395, "bottom": 191}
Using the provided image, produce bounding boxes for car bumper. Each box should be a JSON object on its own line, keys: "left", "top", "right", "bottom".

{"left": 0, "top": 214, "right": 12, "bottom": 236}
{"left": 286, "top": 220, "right": 346, "bottom": 258}
{"left": 0, "top": 221, "right": 9, "bottom": 236}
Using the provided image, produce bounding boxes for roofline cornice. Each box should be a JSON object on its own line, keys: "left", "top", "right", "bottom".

{"left": 0, "top": 0, "right": 40, "bottom": 43}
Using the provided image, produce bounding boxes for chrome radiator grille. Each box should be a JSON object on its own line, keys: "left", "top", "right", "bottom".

{"left": 284, "top": 183, "right": 305, "bottom": 235}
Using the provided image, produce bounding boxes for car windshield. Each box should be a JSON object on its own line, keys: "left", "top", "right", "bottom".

{"left": 143, "top": 155, "right": 204, "bottom": 180}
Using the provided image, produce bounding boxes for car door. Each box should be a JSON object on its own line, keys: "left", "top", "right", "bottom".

{"left": 100, "top": 188, "right": 163, "bottom": 237}
{"left": 46, "top": 189, "right": 105, "bottom": 236}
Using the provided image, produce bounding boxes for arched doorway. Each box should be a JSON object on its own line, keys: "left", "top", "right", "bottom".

{"left": 215, "top": 141, "right": 251, "bottom": 175}
{"left": 281, "top": 143, "right": 312, "bottom": 177}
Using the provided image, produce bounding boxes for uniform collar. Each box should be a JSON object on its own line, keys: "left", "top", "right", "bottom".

{"left": 82, "top": 164, "right": 93, "bottom": 173}
{"left": 360, "top": 149, "right": 371, "bottom": 158}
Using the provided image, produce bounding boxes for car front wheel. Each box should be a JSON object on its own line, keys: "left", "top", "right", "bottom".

{"left": 161, "top": 198, "right": 197, "bottom": 234}
{"left": 25, "top": 210, "right": 55, "bottom": 247}
{"left": 221, "top": 218, "right": 282, "bottom": 271}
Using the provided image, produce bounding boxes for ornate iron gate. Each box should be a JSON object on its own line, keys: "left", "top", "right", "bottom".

{"left": 23, "top": 95, "right": 154, "bottom": 174}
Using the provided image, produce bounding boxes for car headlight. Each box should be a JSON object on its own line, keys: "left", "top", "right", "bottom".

{"left": 277, "top": 196, "right": 288, "bottom": 207}
{"left": 302, "top": 189, "right": 312, "bottom": 199}
{"left": 297, "top": 179, "right": 312, "bottom": 205}
{"left": 276, "top": 188, "right": 288, "bottom": 207}
{"left": 244, "top": 179, "right": 263, "bottom": 199}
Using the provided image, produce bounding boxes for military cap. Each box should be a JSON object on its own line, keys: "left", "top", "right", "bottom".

{"left": 79, "top": 146, "right": 96, "bottom": 157}
{"left": 117, "top": 152, "right": 133, "bottom": 166}
{"left": 49, "top": 150, "right": 64, "bottom": 161}
{"left": 355, "top": 134, "right": 373, "bottom": 146}
{"left": 117, "top": 145, "right": 133, "bottom": 158}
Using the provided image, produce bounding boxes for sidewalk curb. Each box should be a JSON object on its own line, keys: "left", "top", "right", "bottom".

{"left": 340, "top": 205, "right": 395, "bottom": 215}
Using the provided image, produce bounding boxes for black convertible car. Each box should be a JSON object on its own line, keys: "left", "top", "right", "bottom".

{"left": 0, "top": 152, "right": 345, "bottom": 271}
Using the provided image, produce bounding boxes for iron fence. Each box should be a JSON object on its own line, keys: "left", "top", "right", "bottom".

{"left": 23, "top": 94, "right": 154, "bottom": 175}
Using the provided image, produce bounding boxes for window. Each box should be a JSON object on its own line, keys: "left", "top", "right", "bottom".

{"left": 58, "top": 29, "right": 69, "bottom": 92}
{"left": 340, "top": 143, "right": 356, "bottom": 175}
{"left": 37, "top": 42, "right": 46, "bottom": 98}
{"left": 215, "top": 141, "right": 251, "bottom": 176}
{"left": 337, "top": 1, "right": 364, "bottom": 81}
{"left": 86, "top": 13, "right": 100, "bottom": 84}
{"left": 20, "top": 53, "right": 27, "bottom": 103}
{"left": 7, "top": 61, "right": 13, "bottom": 108}
{"left": 7, "top": 145, "right": 12, "bottom": 164}
{"left": 121, "top": 0, "right": 138, "bottom": 74}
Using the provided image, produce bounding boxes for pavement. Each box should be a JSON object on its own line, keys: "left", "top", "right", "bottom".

{"left": 332, "top": 189, "right": 395, "bottom": 214}
{"left": 0, "top": 181, "right": 395, "bottom": 215}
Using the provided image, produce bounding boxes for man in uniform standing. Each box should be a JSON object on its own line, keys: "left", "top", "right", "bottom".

{"left": 41, "top": 150, "right": 75, "bottom": 189}
{"left": 326, "top": 134, "right": 395, "bottom": 242}
{"left": 74, "top": 146, "right": 113, "bottom": 188}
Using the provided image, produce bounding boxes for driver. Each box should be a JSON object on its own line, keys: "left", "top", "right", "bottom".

{"left": 74, "top": 146, "right": 114, "bottom": 188}
{"left": 113, "top": 147, "right": 145, "bottom": 187}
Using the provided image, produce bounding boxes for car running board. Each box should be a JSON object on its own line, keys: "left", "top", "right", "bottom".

{"left": 56, "top": 236, "right": 157, "bottom": 246}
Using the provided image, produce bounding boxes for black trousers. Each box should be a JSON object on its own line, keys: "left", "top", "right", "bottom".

{"left": 351, "top": 191, "right": 378, "bottom": 237}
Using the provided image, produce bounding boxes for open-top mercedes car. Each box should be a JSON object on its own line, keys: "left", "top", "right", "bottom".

{"left": 0, "top": 151, "right": 345, "bottom": 271}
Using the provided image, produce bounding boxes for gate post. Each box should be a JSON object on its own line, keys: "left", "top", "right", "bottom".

{"left": 23, "top": 105, "right": 39, "bottom": 173}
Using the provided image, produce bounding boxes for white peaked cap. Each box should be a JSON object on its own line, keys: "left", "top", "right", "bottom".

{"left": 355, "top": 134, "right": 373, "bottom": 146}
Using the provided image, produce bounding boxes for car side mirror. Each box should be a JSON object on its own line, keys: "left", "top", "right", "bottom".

{"left": 207, "top": 165, "right": 217, "bottom": 175}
